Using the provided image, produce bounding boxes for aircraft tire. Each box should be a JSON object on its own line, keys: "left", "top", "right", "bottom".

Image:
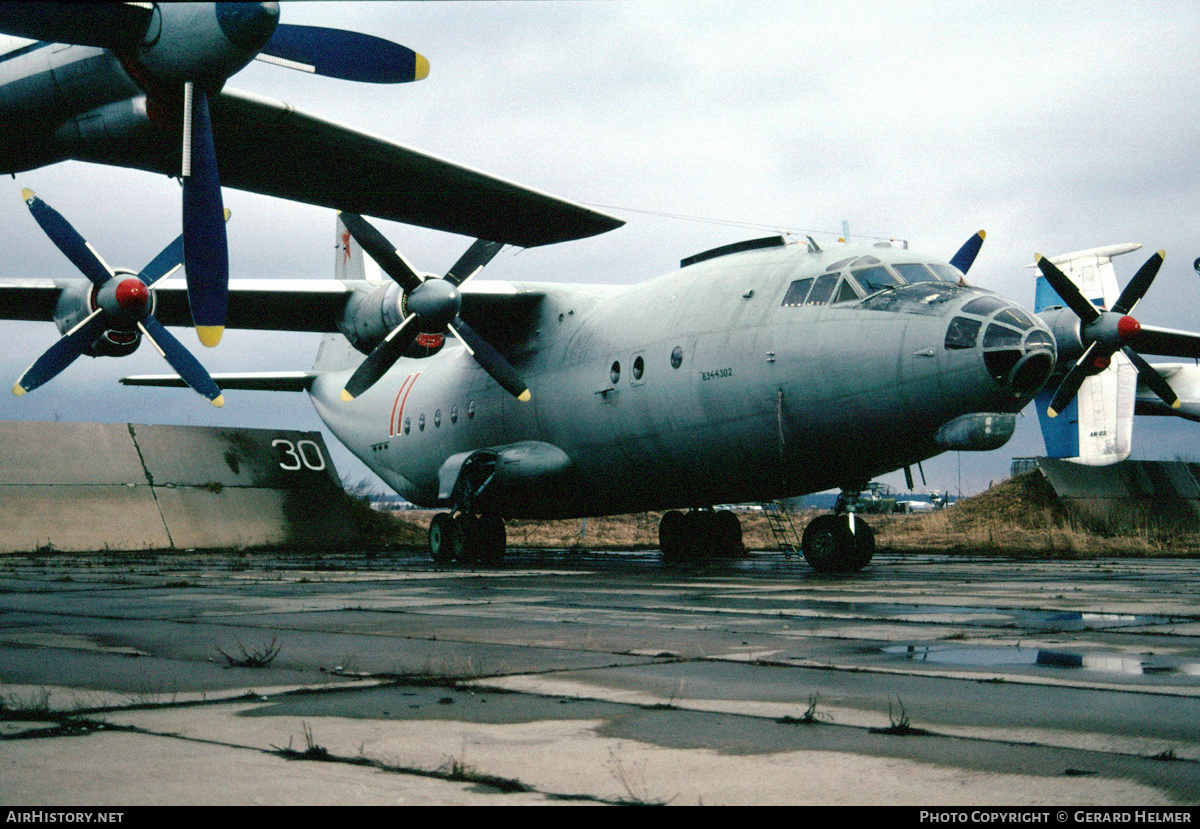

{"left": 659, "top": 510, "right": 687, "bottom": 561}
{"left": 801, "top": 514, "right": 872, "bottom": 573}
{"left": 429, "top": 513, "right": 461, "bottom": 564}
{"left": 475, "top": 512, "right": 507, "bottom": 566}
{"left": 714, "top": 509, "right": 745, "bottom": 557}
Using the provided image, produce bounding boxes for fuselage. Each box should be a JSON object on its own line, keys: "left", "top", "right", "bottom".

{"left": 309, "top": 239, "right": 1056, "bottom": 519}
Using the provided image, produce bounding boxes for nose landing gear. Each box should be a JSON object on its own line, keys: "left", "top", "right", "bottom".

{"left": 800, "top": 488, "right": 874, "bottom": 573}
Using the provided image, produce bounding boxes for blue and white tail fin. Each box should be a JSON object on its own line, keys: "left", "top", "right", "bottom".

{"left": 1034, "top": 244, "right": 1141, "bottom": 465}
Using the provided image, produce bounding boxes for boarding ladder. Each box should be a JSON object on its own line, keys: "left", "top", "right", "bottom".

{"left": 761, "top": 500, "right": 802, "bottom": 557}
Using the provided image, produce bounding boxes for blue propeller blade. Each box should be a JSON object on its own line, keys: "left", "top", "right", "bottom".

{"left": 949, "top": 230, "right": 986, "bottom": 276}
{"left": 181, "top": 87, "right": 229, "bottom": 347}
{"left": 262, "top": 24, "right": 429, "bottom": 83}
{"left": 137, "top": 235, "right": 184, "bottom": 287}
{"left": 139, "top": 317, "right": 224, "bottom": 407}
{"left": 23, "top": 189, "right": 112, "bottom": 287}
{"left": 13, "top": 311, "right": 108, "bottom": 396}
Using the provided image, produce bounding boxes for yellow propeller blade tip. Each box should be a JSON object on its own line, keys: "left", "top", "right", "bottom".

{"left": 20, "top": 188, "right": 34, "bottom": 202}
{"left": 977, "top": 230, "right": 986, "bottom": 240}
{"left": 1047, "top": 407, "right": 1059, "bottom": 419}
{"left": 518, "top": 390, "right": 532, "bottom": 402}
{"left": 12, "top": 383, "right": 25, "bottom": 397}
{"left": 414, "top": 54, "right": 430, "bottom": 81}
{"left": 196, "top": 325, "right": 224, "bottom": 348}
{"left": 1172, "top": 400, "right": 1182, "bottom": 409}
{"left": 340, "top": 389, "right": 354, "bottom": 402}
{"left": 211, "top": 395, "right": 225, "bottom": 409}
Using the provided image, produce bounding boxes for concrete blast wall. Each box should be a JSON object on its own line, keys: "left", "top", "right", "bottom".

{"left": 1037, "top": 457, "right": 1200, "bottom": 531}
{"left": 0, "top": 421, "right": 359, "bottom": 553}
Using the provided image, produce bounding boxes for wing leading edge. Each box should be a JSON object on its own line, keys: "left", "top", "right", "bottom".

{"left": 64, "top": 88, "right": 624, "bottom": 249}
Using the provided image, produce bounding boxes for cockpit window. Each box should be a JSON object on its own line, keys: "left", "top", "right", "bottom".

{"left": 994, "top": 307, "right": 1035, "bottom": 330}
{"left": 945, "top": 316, "right": 982, "bottom": 349}
{"left": 782, "top": 277, "right": 814, "bottom": 306}
{"left": 851, "top": 266, "right": 902, "bottom": 293}
{"left": 983, "top": 323, "right": 1023, "bottom": 349}
{"left": 860, "top": 281, "right": 964, "bottom": 316}
{"left": 832, "top": 278, "right": 860, "bottom": 303}
{"left": 825, "top": 257, "right": 856, "bottom": 273}
{"left": 893, "top": 263, "right": 939, "bottom": 283}
{"left": 928, "top": 263, "right": 965, "bottom": 282}
{"left": 805, "top": 273, "right": 840, "bottom": 305}
{"left": 962, "top": 296, "right": 1008, "bottom": 316}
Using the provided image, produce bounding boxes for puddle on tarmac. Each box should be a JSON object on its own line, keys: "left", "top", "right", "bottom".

{"left": 883, "top": 643, "right": 1200, "bottom": 676}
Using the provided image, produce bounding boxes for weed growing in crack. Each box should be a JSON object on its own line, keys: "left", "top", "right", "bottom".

{"left": 216, "top": 636, "right": 282, "bottom": 668}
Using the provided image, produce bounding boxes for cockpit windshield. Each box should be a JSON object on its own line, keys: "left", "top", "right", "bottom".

{"left": 858, "top": 281, "right": 967, "bottom": 316}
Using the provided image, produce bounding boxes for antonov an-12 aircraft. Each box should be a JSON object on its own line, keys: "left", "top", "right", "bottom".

{"left": 3, "top": 4, "right": 1200, "bottom": 572}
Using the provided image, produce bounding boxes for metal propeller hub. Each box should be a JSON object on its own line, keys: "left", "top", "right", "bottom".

{"left": 407, "top": 279, "right": 461, "bottom": 329}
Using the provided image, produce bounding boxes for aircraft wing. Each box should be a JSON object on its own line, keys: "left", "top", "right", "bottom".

{"left": 0, "top": 277, "right": 544, "bottom": 335}
{"left": 70, "top": 87, "right": 624, "bottom": 249}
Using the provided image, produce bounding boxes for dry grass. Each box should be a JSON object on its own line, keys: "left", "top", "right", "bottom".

{"left": 384, "top": 473, "right": 1200, "bottom": 558}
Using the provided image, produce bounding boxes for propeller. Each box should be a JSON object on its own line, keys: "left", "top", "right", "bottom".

{"left": 13, "top": 190, "right": 224, "bottom": 407}
{"left": 1035, "top": 250, "right": 1198, "bottom": 418}
{"left": 337, "top": 213, "right": 529, "bottom": 403}
{"left": 950, "top": 230, "right": 986, "bottom": 276}
{"left": 0, "top": 3, "right": 429, "bottom": 349}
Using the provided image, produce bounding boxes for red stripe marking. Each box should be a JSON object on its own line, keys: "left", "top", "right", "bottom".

{"left": 389, "top": 372, "right": 421, "bottom": 437}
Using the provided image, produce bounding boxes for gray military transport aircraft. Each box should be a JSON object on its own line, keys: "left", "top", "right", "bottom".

{"left": 4, "top": 3, "right": 1200, "bottom": 573}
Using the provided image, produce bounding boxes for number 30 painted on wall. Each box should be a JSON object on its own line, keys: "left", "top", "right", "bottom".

{"left": 272, "top": 439, "right": 327, "bottom": 472}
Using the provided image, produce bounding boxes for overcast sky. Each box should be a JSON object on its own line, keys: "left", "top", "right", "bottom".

{"left": 2, "top": 0, "right": 1200, "bottom": 497}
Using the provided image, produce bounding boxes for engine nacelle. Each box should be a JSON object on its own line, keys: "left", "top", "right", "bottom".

{"left": 1037, "top": 306, "right": 1085, "bottom": 373}
{"left": 52, "top": 277, "right": 142, "bottom": 359}
{"left": 133, "top": 3, "right": 279, "bottom": 91}
{"left": 338, "top": 282, "right": 446, "bottom": 359}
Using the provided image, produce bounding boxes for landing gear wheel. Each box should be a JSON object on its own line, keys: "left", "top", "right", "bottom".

{"left": 429, "top": 512, "right": 462, "bottom": 564}
{"left": 801, "top": 514, "right": 873, "bottom": 573}
{"left": 475, "top": 512, "right": 507, "bottom": 566}
{"left": 659, "top": 510, "right": 686, "bottom": 561}
{"left": 714, "top": 509, "right": 745, "bottom": 557}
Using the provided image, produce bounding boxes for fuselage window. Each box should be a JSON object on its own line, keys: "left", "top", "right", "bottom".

{"left": 851, "top": 266, "right": 902, "bottom": 293}
{"left": 434, "top": 409, "right": 442, "bottom": 428}
{"left": 805, "top": 272, "right": 840, "bottom": 305}
{"left": 610, "top": 361, "right": 621, "bottom": 384}
{"left": 632, "top": 355, "right": 645, "bottom": 380}
{"left": 467, "top": 401, "right": 476, "bottom": 419}
{"left": 893, "top": 263, "right": 938, "bottom": 283}
{"left": 418, "top": 413, "right": 426, "bottom": 431}
{"left": 450, "top": 405, "right": 459, "bottom": 424}
{"left": 945, "top": 316, "right": 982, "bottom": 349}
{"left": 404, "top": 417, "right": 411, "bottom": 435}
{"left": 671, "top": 346, "right": 684, "bottom": 369}
{"left": 782, "top": 277, "right": 814, "bottom": 306}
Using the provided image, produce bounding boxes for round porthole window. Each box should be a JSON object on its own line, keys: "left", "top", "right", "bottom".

{"left": 632, "top": 355, "right": 645, "bottom": 380}
{"left": 610, "top": 361, "right": 621, "bottom": 384}
{"left": 671, "top": 346, "right": 683, "bottom": 369}
{"left": 434, "top": 409, "right": 442, "bottom": 428}
{"left": 418, "top": 413, "right": 425, "bottom": 431}
{"left": 450, "top": 405, "right": 459, "bottom": 424}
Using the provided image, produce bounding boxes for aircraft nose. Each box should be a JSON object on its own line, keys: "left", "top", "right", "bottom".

{"left": 945, "top": 296, "right": 1056, "bottom": 396}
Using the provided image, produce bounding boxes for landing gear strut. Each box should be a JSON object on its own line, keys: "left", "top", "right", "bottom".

{"left": 800, "top": 489, "right": 874, "bottom": 573}
{"left": 659, "top": 508, "right": 746, "bottom": 561}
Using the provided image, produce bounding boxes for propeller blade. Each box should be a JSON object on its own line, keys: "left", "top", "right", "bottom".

{"left": 12, "top": 310, "right": 107, "bottom": 396}
{"left": 138, "top": 317, "right": 223, "bottom": 407}
{"left": 1112, "top": 250, "right": 1165, "bottom": 315}
{"left": 1047, "top": 343, "right": 1098, "bottom": 418}
{"left": 341, "top": 314, "right": 421, "bottom": 401}
{"left": 1127, "top": 324, "right": 1200, "bottom": 359}
{"left": 181, "top": 86, "right": 229, "bottom": 348}
{"left": 450, "top": 317, "right": 531, "bottom": 401}
{"left": 22, "top": 189, "right": 113, "bottom": 286}
{"left": 0, "top": 2, "right": 151, "bottom": 50}
{"left": 339, "top": 212, "right": 423, "bottom": 292}
{"left": 1123, "top": 346, "right": 1180, "bottom": 410}
{"left": 137, "top": 235, "right": 185, "bottom": 288}
{"left": 259, "top": 24, "right": 429, "bottom": 83}
{"left": 444, "top": 240, "right": 504, "bottom": 286}
{"left": 949, "top": 230, "right": 985, "bottom": 275}
{"left": 1035, "top": 254, "right": 1101, "bottom": 325}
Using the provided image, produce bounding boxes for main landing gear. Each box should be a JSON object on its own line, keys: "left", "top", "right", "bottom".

{"left": 428, "top": 511, "right": 507, "bottom": 566}
{"left": 658, "top": 508, "right": 747, "bottom": 561}
{"left": 799, "top": 489, "right": 874, "bottom": 573}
